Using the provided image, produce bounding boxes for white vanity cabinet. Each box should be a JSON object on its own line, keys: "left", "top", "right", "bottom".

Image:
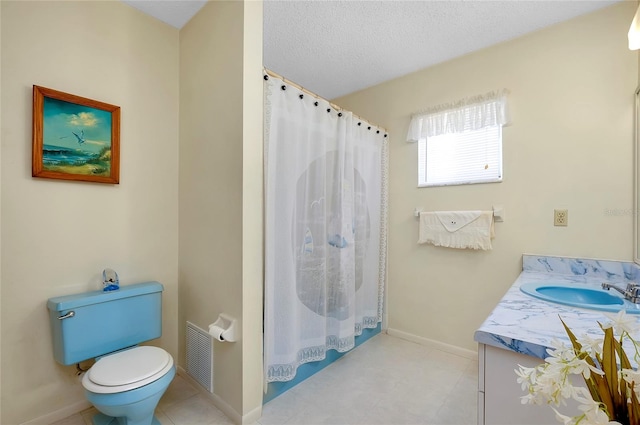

{"left": 478, "top": 343, "right": 555, "bottom": 424}
{"left": 478, "top": 343, "right": 583, "bottom": 425}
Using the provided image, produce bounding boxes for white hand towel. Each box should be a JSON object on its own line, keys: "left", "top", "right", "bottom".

{"left": 418, "top": 210, "right": 494, "bottom": 250}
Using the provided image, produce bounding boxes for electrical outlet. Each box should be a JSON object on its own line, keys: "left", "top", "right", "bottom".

{"left": 554, "top": 209, "right": 568, "bottom": 226}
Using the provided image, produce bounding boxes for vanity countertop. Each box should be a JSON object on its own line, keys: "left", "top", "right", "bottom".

{"left": 474, "top": 255, "right": 640, "bottom": 359}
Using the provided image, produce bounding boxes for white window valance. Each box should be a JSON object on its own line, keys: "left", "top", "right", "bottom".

{"left": 406, "top": 89, "right": 510, "bottom": 142}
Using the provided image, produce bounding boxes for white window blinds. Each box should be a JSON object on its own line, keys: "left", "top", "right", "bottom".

{"left": 418, "top": 125, "right": 502, "bottom": 187}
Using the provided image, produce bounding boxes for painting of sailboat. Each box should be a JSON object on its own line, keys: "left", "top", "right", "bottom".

{"left": 32, "top": 86, "right": 120, "bottom": 184}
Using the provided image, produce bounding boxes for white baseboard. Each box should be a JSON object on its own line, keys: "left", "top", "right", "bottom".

{"left": 176, "top": 367, "right": 262, "bottom": 425}
{"left": 21, "top": 399, "right": 92, "bottom": 425}
{"left": 385, "top": 328, "right": 477, "bottom": 360}
{"left": 21, "top": 368, "right": 258, "bottom": 425}
{"left": 241, "top": 404, "right": 263, "bottom": 425}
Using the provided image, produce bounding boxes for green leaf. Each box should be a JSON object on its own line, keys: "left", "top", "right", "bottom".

{"left": 561, "top": 318, "right": 584, "bottom": 352}
{"left": 630, "top": 383, "right": 640, "bottom": 425}
{"left": 561, "top": 318, "right": 615, "bottom": 417}
{"left": 613, "top": 333, "right": 633, "bottom": 370}
{"left": 602, "top": 326, "right": 625, "bottom": 420}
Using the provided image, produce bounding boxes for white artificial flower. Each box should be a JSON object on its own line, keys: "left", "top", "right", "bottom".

{"left": 516, "top": 314, "right": 640, "bottom": 425}
{"left": 622, "top": 368, "right": 640, "bottom": 384}
{"left": 580, "top": 333, "right": 604, "bottom": 356}
{"left": 548, "top": 338, "right": 571, "bottom": 352}
{"left": 567, "top": 356, "right": 599, "bottom": 379}
{"left": 515, "top": 365, "right": 536, "bottom": 391}
{"left": 571, "top": 387, "right": 591, "bottom": 403}
{"left": 520, "top": 391, "right": 542, "bottom": 405}
{"left": 551, "top": 407, "right": 576, "bottom": 425}
{"left": 578, "top": 401, "right": 611, "bottom": 425}
{"left": 621, "top": 368, "right": 640, "bottom": 396}
{"left": 568, "top": 389, "right": 610, "bottom": 425}
{"left": 603, "top": 310, "right": 639, "bottom": 335}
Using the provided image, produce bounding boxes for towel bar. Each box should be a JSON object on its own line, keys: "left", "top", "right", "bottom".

{"left": 414, "top": 206, "right": 504, "bottom": 222}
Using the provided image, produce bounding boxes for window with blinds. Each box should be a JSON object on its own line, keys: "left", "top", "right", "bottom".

{"left": 417, "top": 124, "right": 502, "bottom": 187}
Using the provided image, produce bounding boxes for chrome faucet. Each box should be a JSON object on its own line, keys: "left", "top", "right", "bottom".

{"left": 602, "top": 282, "right": 640, "bottom": 303}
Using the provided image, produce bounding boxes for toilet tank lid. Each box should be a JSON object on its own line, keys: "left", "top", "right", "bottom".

{"left": 47, "top": 281, "right": 163, "bottom": 312}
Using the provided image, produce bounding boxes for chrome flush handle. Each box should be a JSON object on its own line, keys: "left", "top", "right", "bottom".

{"left": 57, "top": 311, "right": 75, "bottom": 320}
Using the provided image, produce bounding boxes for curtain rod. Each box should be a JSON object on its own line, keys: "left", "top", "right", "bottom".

{"left": 263, "top": 68, "right": 388, "bottom": 134}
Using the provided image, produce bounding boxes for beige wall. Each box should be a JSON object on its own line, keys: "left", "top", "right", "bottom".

{"left": 0, "top": 0, "right": 263, "bottom": 423}
{"left": 1, "top": 1, "right": 4, "bottom": 421}
{"left": 335, "top": 2, "right": 638, "bottom": 352}
{"left": 0, "top": 2, "right": 179, "bottom": 424}
{"left": 179, "top": 0, "right": 263, "bottom": 420}
{"left": 240, "top": 1, "right": 265, "bottom": 417}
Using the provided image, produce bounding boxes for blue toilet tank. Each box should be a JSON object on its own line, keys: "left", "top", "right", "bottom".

{"left": 47, "top": 282, "right": 164, "bottom": 366}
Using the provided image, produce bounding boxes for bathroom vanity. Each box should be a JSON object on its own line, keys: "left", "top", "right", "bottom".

{"left": 474, "top": 255, "right": 640, "bottom": 425}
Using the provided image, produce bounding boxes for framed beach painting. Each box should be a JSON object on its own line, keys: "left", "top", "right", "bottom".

{"left": 32, "top": 85, "right": 120, "bottom": 184}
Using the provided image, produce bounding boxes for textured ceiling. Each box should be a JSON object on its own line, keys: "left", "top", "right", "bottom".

{"left": 124, "top": 0, "right": 624, "bottom": 99}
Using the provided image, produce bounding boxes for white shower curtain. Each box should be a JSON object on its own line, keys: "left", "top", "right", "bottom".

{"left": 264, "top": 73, "right": 388, "bottom": 383}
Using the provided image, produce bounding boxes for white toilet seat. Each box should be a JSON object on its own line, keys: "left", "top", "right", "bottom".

{"left": 82, "top": 346, "right": 174, "bottom": 394}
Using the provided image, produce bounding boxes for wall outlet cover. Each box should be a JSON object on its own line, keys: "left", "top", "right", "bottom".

{"left": 554, "top": 209, "right": 568, "bottom": 226}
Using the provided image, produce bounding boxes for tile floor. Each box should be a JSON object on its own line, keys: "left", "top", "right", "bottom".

{"left": 53, "top": 333, "right": 478, "bottom": 425}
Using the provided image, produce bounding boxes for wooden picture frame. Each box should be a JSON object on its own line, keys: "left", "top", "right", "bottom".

{"left": 32, "top": 85, "right": 120, "bottom": 184}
